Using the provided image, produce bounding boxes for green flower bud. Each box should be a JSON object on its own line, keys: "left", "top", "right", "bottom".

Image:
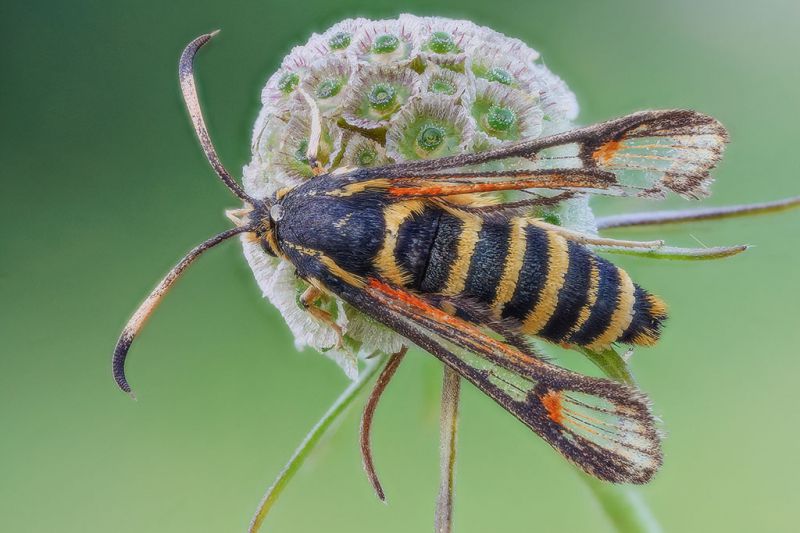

{"left": 373, "top": 34, "right": 399, "bottom": 54}
{"left": 316, "top": 78, "right": 342, "bottom": 99}
{"left": 328, "top": 31, "right": 351, "bottom": 50}
{"left": 470, "top": 79, "right": 541, "bottom": 143}
{"left": 278, "top": 72, "right": 299, "bottom": 94}
{"left": 300, "top": 57, "right": 351, "bottom": 116}
{"left": 428, "top": 31, "right": 456, "bottom": 54}
{"left": 430, "top": 78, "right": 457, "bottom": 95}
{"left": 341, "top": 134, "right": 390, "bottom": 168}
{"left": 342, "top": 65, "right": 420, "bottom": 129}
{"left": 486, "top": 67, "right": 514, "bottom": 86}
{"left": 357, "top": 148, "right": 377, "bottom": 166}
{"left": 420, "top": 65, "right": 467, "bottom": 98}
{"left": 386, "top": 95, "right": 474, "bottom": 160}
{"left": 368, "top": 83, "right": 396, "bottom": 110}
{"left": 486, "top": 105, "right": 516, "bottom": 132}
{"left": 416, "top": 124, "right": 445, "bottom": 151}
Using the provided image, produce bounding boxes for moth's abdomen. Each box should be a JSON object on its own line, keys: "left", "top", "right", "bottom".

{"left": 401, "top": 208, "right": 667, "bottom": 349}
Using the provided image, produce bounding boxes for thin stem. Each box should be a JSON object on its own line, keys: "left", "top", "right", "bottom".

{"left": 594, "top": 243, "right": 748, "bottom": 261}
{"left": 360, "top": 346, "right": 408, "bottom": 502}
{"left": 576, "top": 346, "right": 661, "bottom": 533}
{"left": 595, "top": 196, "right": 800, "bottom": 230}
{"left": 581, "top": 476, "right": 663, "bottom": 533}
{"left": 434, "top": 366, "right": 461, "bottom": 533}
{"left": 248, "top": 354, "right": 387, "bottom": 533}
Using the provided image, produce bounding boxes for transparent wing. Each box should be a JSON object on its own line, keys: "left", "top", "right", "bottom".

{"left": 336, "top": 110, "right": 727, "bottom": 200}
{"left": 324, "top": 272, "right": 663, "bottom": 484}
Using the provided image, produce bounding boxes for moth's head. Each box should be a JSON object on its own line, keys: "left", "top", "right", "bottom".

{"left": 226, "top": 199, "right": 281, "bottom": 257}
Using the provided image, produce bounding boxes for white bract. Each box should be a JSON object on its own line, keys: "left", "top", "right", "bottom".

{"left": 241, "top": 15, "right": 589, "bottom": 377}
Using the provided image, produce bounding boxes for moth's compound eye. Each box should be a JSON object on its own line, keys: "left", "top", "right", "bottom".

{"left": 270, "top": 204, "right": 285, "bottom": 222}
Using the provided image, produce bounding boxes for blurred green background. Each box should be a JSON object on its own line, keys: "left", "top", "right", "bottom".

{"left": 2, "top": 0, "right": 799, "bottom": 531}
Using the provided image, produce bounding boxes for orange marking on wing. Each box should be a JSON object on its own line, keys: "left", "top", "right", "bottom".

{"left": 593, "top": 138, "right": 623, "bottom": 165}
{"left": 366, "top": 278, "right": 541, "bottom": 368}
{"left": 541, "top": 389, "right": 564, "bottom": 425}
{"left": 388, "top": 178, "right": 603, "bottom": 197}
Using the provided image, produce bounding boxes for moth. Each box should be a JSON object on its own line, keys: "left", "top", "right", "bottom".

{"left": 113, "top": 33, "right": 734, "bottom": 485}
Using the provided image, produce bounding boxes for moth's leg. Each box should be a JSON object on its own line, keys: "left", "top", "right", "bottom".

{"left": 359, "top": 346, "right": 408, "bottom": 501}
{"left": 297, "top": 88, "right": 326, "bottom": 176}
{"left": 224, "top": 207, "right": 252, "bottom": 227}
{"left": 300, "top": 285, "right": 345, "bottom": 349}
{"left": 531, "top": 219, "right": 665, "bottom": 249}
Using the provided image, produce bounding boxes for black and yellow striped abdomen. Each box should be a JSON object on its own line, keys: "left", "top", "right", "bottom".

{"left": 375, "top": 201, "right": 667, "bottom": 350}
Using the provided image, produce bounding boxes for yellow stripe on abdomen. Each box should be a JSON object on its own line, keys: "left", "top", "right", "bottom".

{"left": 442, "top": 213, "right": 482, "bottom": 295}
{"left": 491, "top": 217, "right": 528, "bottom": 314}
{"left": 375, "top": 200, "right": 425, "bottom": 286}
{"left": 587, "top": 266, "right": 636, "bottom": 350}
{"left": 522, "top": 231, "right": 570, "bottom": 334}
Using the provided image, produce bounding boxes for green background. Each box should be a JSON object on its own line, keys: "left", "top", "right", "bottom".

{"left": 2, "top": 0, "right": 799, "bottom": 531}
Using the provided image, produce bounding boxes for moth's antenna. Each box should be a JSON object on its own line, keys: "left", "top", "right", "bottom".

{"left": 112, "top": 226, "right": 251, "bottom": 397}
{"left": 179, "top": 31, "right": 258, "bottom": 204}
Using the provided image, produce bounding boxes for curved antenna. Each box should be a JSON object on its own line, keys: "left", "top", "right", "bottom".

{"left": 112, "top": 226, "right": 251, "bottom": 397}
{"left": 179, "top": 31, "right": 257, "bottom": 204}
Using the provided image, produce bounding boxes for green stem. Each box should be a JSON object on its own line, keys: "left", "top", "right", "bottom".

{"left": 581, "top": 476, "right": 662, "bottom": 533}
{"left": 576, "top": 346, "right": 662, "bottom": 533}
{"left": 595, "top": 195, "right": 800, "bottom": 229}
{"left": 434, "top": 366, "right": 461, "bottom": 533}
{"left": 248, "top": 354, "right": 387, "bottom": 533}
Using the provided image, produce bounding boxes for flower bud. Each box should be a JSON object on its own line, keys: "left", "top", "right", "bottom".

{"left": 468, "top": 79, "right": 542, "bottom": 144}
{"left": 300, "top": 57, "right": 353, "bottom": 116}
{"left": 352, "top": 20, "right": 419, "bottom": 66}
{"left": 342, "top": 65, "right": 421, "bottom": 129}
{"left": 386, "top": 94, "right": 475, "bottom": 160}
{"left": 341, "top": 133, "right": 391, "bottom": 168}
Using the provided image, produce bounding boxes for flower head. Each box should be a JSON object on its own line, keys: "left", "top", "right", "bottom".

{"left": 242, "top": 15, "right": 583, "bottom": 377}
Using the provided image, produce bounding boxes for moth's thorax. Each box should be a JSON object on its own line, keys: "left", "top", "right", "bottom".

{"left": 276, "top": 186, "right": 387, "bottom": 277}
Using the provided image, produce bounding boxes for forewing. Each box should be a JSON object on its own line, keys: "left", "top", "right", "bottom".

{"left": 337, "top": 110, "right": 727, "bottom": 200}
{"left": 326, "top": 274, "right": 663, "bottom": 484}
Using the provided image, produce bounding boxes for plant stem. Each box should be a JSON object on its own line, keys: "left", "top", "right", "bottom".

{"left": 576, "top": 346, "right": 661, "bottom": 533}
{"left": 248, "top": 354, "right": 387, "bottom": 533}
{"left": 595, "top": 195, "right": 800, "bottom": 229}
{"left": 434, "top": 366, "right": 461, "bottom": 533}
{"left": 581, "top": 475, "right": 662, "bottom": 533}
